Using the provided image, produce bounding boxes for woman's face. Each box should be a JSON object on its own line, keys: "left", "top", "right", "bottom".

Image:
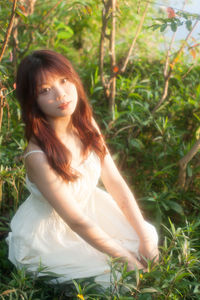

{"left": 36, "top": 72, "right": 78, "bottom": 121}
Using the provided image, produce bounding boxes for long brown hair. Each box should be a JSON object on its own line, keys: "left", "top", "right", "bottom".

{"left": 16, "top": 49, "right": 106, "bottom": 181}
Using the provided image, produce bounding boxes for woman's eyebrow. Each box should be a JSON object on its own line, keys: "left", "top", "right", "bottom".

{"left": 38, "top": 82, "right": 50, "bottom": 87}
{"left": 38, "top": 76, "right": 63, "bottom": 87}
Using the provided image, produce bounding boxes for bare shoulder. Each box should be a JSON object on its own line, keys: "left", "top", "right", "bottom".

{"left": 24, "top": 137, "right": 42, "bottom": 155}
{"left": 24, "top": 141, "right": 46, "bottom": 164}
{"left": 24, "top": 140, "right": 48, "bottom": 182}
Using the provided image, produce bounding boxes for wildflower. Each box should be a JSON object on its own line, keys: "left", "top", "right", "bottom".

{"left": 77, "top": 294, "right": 85, "bottom": 300}
{"left": 113, "top": 65, "right": 119, "bottom": 73}
{"left": 19, "top": 5, "right": 26, "bottom": 12}
{"left": 167, "top": 7, "right": 176, "bottom": 19}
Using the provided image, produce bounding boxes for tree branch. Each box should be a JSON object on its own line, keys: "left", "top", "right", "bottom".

{"left": 0, "top": 88, "right": 7, "bottom": 132}
{"left": 170, "top": 19, "right": 199, "bottom": 70}
{"left": 178, "top": 138, "right": 200, "bottom": 188}
{"left": 0, "top": 0, "right": 18, "bottom": 64}
{"left": 164, "top": 31, "right": 176, "bottom": 77}
{"left": 21, "top": 0, "right": 63, "bottom": 56}
{"left": 152, "top": 18, "right": 199, "bottom": 114}
{"left": 37, "top": 0, "right": 63, "bottom": 32}
{"left": 113, "top": 124, "right": 136, "bottom": 137}
{"left": 99, "top": 0, "right": 111, "bottom": 97}
{"left": 164, "top": 0, "right": 187, "bottom": 77}
{"left": 182, "top": 64, "right": 195, "bottom": 79}
{"left": 109, "top": 0, "right": 116, "bottom": 119}
{"left": 120, "top": 0, "right": 150, "bottom": 74}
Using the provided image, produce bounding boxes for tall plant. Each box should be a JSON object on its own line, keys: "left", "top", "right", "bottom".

{"left": 150, "top": 3, "right": 200, "bottom": 189}
{"left": 99, "top": 0, "right": 150, "bottom": 120}
{"left": 0, "top": 0, "right": 18, "bottom": 208}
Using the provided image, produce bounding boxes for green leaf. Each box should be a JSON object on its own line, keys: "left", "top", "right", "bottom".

{"left": 150, "top": 24, "right": 161, "bottom": 31}
{"left": 171, "top": 21, "right": 177, "bottom": 32}
{"left": 57, "top": 28, "right": 74, "bottom": 40}
{"left": 120, "top": 283, "right": 138, "bottom": 291}
{"left": 167, "top": 201, "right": 184, "bottom": 215}
{"left": 140, "top": 287, "right": 159, "bottom": 293}
{"left": 160, "top": 23, "right": 168, "bottom": 32}
{"left": 72, "top": 280, "right": 80, "bottom": 293}
{"left": 129, "top": 138, "right": 144, "bottom": 151}
{"left": 168, "top": 218, "right": 176, "bottom": 235}
{"left": 119, "top": 297, "right": 136, "bottom": 300}
{"left": 175, "top": 272, "right": 191, "bottom": 281}
{"left": 187, "top": 164, "right": 193, "bottom": 177}
{"left": 193, "top": 113, "right": 200, "bottom": 122}
{"left": 15, "top": 9, "right": 28, "bottom": 23}
{"left": 0, "top": 226, "right": 9, "bottom": 231}
{"left": 186, "top": 20, "right": 192, "bottom": 31}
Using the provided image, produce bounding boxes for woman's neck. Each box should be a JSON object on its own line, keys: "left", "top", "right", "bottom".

{"left": 48, "top": 116, "right": 73, "bottom": 138}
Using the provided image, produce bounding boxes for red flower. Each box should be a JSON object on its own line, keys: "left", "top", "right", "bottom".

{"left": 167, "top": 7, "right": 176, "bottom": 19}
{"left": 113, "top": 66, "right": 119, "bottom": 73}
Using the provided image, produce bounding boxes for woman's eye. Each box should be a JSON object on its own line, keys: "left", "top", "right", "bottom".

{"left": 62, "top": 78, "right": 68, "bottom": 84}
{"left": 40, "top": 87, "right": 51, "bottom": 94}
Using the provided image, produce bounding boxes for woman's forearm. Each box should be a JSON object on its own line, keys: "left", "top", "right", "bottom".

{"left": 103, "top": 176, "right": 149, "bottom": 241}
{"left": 100, "top": 152, "right": 149, "bottom": 241}
{"left": 70, "top": 218, "right": 133, "bottom": 262}
{"left": 70, "top": 219, "right": 145, "bottom": 269}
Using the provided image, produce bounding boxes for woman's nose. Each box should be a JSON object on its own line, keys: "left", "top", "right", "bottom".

{"left": 55, "top": 87, "right": 66, "bottom": 101}
{"left": 56, "top": 94, "right": 65, "bottom": 101}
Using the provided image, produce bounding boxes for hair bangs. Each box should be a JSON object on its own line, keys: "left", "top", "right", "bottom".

{"left": 32, "top": 59, "right": 75, "bottom": 98}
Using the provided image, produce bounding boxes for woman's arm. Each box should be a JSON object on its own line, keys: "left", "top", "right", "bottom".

{"left": 100, "top": 151, "right": 159, "bottom": 262}
{"left": 25, "top": 152, "right": 144, "bottom": 269}
{"left": 101, "top": 152, "right": 147, "bottom": 239}
{"left": 92, "top": 118, "right": 158, "bottom": 262}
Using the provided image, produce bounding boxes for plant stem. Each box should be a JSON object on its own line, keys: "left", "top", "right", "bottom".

{"left": 152, "top": 18, "right": 199, "bottom": 114}
{"left": 120, "top": 0, "right": 150, "bottom": 73}
{"left": 178, "top": 138, "right": 200, "bottom": 188}
{"left": 0, "top": 0, "right": 18, "bottom": 64}
{"left": 109, "top": 0, "right": 116, "bottom": 120}
{"left": 99, "top": 0, "right": 111, "bottom": 99}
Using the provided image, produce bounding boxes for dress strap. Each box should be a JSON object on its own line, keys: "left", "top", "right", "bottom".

{"left": 24, "top": 150, "right": 44, "bottom": 159}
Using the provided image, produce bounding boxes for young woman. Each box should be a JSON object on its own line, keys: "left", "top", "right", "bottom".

{"left": 7, "top": 49, "right": 158, "bottom": 285}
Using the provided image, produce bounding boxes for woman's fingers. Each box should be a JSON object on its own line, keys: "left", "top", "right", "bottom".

{"left": 127, "top": 254, "right": 146, "bottom": 271}
{"left": 138, "top": 239, "right": 159, "bottom": 267}
{"left": 139, "top": 248, "right": 159, "bottom": 268}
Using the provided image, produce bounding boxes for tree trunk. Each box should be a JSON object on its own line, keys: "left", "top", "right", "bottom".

{"left": 178, "top": 139, "right": 200, "bottom": 189}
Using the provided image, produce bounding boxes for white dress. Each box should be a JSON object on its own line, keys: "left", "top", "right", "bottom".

{"left": 6, "top": 150, "right": 158, "bottom": 285}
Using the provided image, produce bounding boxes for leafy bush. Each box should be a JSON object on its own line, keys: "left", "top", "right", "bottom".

{"left": 0, "top": 0, "right": 200, "bottom": 298}
{"left": 0, "top": 219, "right": 200, "bottom": 299}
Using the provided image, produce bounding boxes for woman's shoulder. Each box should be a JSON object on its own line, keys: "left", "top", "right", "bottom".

{"left": 24, "top": 139, "right": 44, "bottom": 160}
{"left": 24, "top": 141, "right": 48, "bottom": 183}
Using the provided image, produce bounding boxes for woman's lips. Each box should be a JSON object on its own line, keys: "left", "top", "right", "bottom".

{"left": 58, "top": 102, "right": 71, "bottom": 110}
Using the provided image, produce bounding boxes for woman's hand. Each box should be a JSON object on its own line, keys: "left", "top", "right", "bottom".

{"left": 126, "top": 253, "right": 147, "bottom": 272}
{"left": 137, "top": 221, "right": 159, "bottom": 266}
{"left": 139, "top": 238, "right": 159, "bottom": 265}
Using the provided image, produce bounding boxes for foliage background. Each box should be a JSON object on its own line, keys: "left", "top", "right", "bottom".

{"left": 0, "top": 0, "right": 200, "bottom": 299}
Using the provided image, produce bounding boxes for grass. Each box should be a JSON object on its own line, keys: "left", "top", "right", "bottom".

{"left": 0, "top": 218, "right": 200, "bottom": 299}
